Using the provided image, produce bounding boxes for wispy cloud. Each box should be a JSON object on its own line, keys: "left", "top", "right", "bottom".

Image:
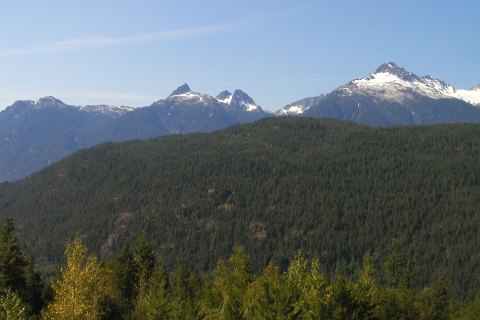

{"left": 0, "top": 17, "right": 257, "bottom": 58}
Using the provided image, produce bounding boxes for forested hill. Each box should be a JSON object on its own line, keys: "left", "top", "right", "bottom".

{"left": 1, "top": 117, "right": 480, "bottom": 300}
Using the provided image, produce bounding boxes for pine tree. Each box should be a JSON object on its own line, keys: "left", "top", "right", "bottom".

{"left": 131, "top": 265, "right": 171, "bottom": 320}
{"left": 0, "top": 217, "right": 27, "bottom": 296}
{"left": 0, "top": 288, "right": 29, "bottom": 320}
{"left": 113, "top": 241, "right": 138, "bottom": 311}
{"left": 384, "top": 238, "right": 403, "bottom": 289}
{"left": 173, "top": 264, "right": 190, "bottom": 300}
{"left": 210, "top": 245, "right": 254, "bottom": 319}
{"left": 134, "top": 234, "right": 157, "bottom": 300}
{"left": 246, "top": 262, "right": 299, "bottom": 320}
{"left": 23, "top": 249, "right": 45, "bottom": 315}
{"left": 419, "top": 276, "right": 452, "bottom": 320}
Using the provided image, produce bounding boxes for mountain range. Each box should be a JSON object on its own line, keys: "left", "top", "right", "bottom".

{"left": 0, "top": 84, "right": 270, "bottom": 181}
{"left": 277, "top": 62, "right": 480, "bottom": 126}
{"left": 1, "top": 62, "right": 479, "bottom": 181}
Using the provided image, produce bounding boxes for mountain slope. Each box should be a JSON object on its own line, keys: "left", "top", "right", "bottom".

{"left": 121, "top": 84, "right": 273, "bottom": 135}
{"left": 1, "top": 117, "right": 480, "bottom": 299}
{"left": 0, "top": 97, "right": 133, "bottom": 181}
{"left": 276, "top": 94, "right": 326, "bottom": 115}
{"left": 280, "top": 62, "right": 480, "bottom": 126}
{"left": 0, "top": 85, "right": 270, "bottom": 181}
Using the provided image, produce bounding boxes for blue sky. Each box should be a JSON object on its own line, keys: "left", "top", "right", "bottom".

{"left": 0, "top": 1, "right": 478, "bottom": 112}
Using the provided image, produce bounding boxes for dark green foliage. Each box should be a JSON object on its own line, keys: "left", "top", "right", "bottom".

{"left": 332, "top": 277, "right": 378, "bottom": 320}
{"left": 419, "top": 276, "right": 452, "bottom": 320}
{"left": 212, "top": 245, "right": 254, "bottom": 319}
{"left": 23, "top": 250, "right": 45, "bottom": 315}
{"left": 2, "top": 117, "right": 480, "bottom": 300}
{"left": 37, "top": 238, "right": 480, "bottom": 319}
{"left": 0, "top": 217, "right": 27, "bottom": 296}
{"left": 384, "top": 238, "right": 403, "bottom": 289}
{"left": 112, "top": 242, "right": 138, "bottom": 310}
{"left": 0, "top": 218, "right": 46, "bottom": 317}
{"left": 134, "top": 234, "right": 156, "bottom": 286}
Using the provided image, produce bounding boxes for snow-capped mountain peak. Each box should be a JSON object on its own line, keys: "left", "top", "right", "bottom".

{"left": 373, "top": 62, "right": 422, "bottom": 82}
{"left": 349, "top": 62, "right": 480, "bottom": 105}
{"left": 169, "top": 83, "right": 191, "bottom": 97}
{"left": 278, "top": 62, "right": 480, "bottom": 118}
{"left": 230, "top": 90, "right": 260, "bottom": 112}
{"left": 215, "top": 90, "right": 233, "bottom": 105}
{"left": 215, "top": 89, "right": 262, "bottom": 112}
{"left": 167, "top": 83, "right": 207, "bottom": 103}
{"left": 351, "top": 62, "right": 459, "bottom": 103}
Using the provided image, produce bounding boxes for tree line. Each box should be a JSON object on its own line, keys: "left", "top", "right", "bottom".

{"left": 1, "top": 217, "right": 480, "bottom": 319}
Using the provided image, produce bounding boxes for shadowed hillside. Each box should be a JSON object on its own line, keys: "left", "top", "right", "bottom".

{"left": 1, "top": 117, "right": 480, "bottom": 300}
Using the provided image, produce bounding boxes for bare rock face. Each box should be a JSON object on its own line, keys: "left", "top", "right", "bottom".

{"left": 169, "top": 83, "right": 191, "bottom": 96}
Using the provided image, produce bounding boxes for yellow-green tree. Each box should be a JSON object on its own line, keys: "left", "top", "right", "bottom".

{"left": 282, "top": 251, "right": 333, "bottom": 319}
{"left": 201, "top": 245, "right": 254, "bottom": 319}
{"left": 0, "top": 288, "right": 29, "bottom": 320}
{"left": 43, "top": 236, "right": 104, "bottom": 320}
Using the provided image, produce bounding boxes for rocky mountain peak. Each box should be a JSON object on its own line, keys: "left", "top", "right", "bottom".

{"left": 373, "top": 62, "right": 421, "bottom": 82}
{"left": 35, "top": 96, "right": 67, "bottom": 108}
{"left": 231, "top": 90, "right": 256, "bottom": 106}
{"left": 169, "top": 83, "right": 191, "bottom": 97}
{"left": 374, "top": 62, "right": 401, "bottom": 73}
{"left": 215, "top": 90, "right": 232, "bottom": 101}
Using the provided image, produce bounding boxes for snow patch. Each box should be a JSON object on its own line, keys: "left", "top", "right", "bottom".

{"left": 278, "top": 105, "right": 305, "bottom": 115}
{"left": 170, "top": 92, "right": 204, "bottom": 102}
{"left": 217, "top": 95, "right": 233, "bottom": 105}
{"left": 352, "top": 72, "right": 462, "bottom": 103}
{"left": 455, "top": 89, "right": 480, "bottom": 106}
{"left": 80, "top": 105, "right": 134, "bottom": 114}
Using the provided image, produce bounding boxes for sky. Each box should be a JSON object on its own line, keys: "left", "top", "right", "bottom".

{"left": 0, "top": 1, "right": 479, "bottom": 112}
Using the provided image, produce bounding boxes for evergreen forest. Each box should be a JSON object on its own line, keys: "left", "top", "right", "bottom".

{"left": 1, "top": 220, "right": 479, "bottom": 319}
{"left": 1, "top": 117, "right": 480, "bottom": 310}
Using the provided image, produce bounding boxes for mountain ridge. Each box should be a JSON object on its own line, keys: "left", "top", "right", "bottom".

{"left": 1, "top": 63, "right": 480, "bottom": 181}
{"left": 0, "top": 85, "right": 270, "bottom": 181}
{"left": 277, "top": 62, "right": 480, "bottom": 118}
{"left": 288, "top": 62, "right": 480, "bottom": 126}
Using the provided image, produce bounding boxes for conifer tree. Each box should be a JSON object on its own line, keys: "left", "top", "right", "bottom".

{"left": 0, "top": 217, "right": 27, "bottom": 296}
{"left": 210, "top": 245, "right": 254, "bottom": 319}
{"left": 23, "top": 249, "right": 45, "bottom": 315}
{"left": 0, "top": 288, "right": 29, "bottom": 320}
{"left": 384, "top": 238, "right": 403, "bottom": 289}
{"left": 131, "top": 265, "right": 171, "bottom": 320}
{"left": 134, "top": 234, "right": 157, "bottom": 299}
{"left": 282, "top": 251, "right": 333, "bottom": 319}
{"left": 113, "top": 241, "right": 138, "bottom": 310}
{"left": 246, "top": 262, "right": 299, "bottom": 320}
{"left": 173, "top": 264, "right": 190, "bottom": 300}
{"left": 419, "top": 276, "right": 452, "bottom": 320}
